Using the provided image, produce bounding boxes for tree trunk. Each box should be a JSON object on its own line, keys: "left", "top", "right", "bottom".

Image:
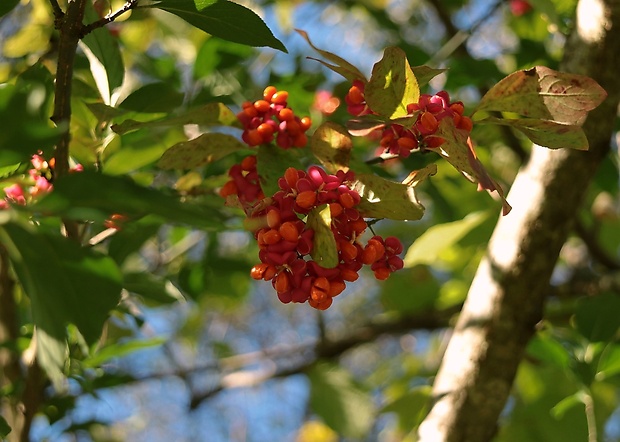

{"left": 418, "top": 1, "right": 620, "bottom": 441}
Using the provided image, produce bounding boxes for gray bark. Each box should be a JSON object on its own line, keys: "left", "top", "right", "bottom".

{"left": 418, "top": 1, "right": 620, "bottom": 440}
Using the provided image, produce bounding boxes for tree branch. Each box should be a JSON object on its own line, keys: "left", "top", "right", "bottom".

{"left": 80, "top": 0, "right": 138, "bottom": 37}
{"left": 418, "top": 1, "right": 620, "bottom": 440}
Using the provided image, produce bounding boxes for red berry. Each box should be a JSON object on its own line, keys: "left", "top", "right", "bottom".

{"left": 295, "top": 191, "right": 317, "bottom": 209}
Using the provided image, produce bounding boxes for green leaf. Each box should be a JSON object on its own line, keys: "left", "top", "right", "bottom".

{"left": 123, "top": 272, "right": 183, "bottom": 304}
{"left": 365, "top": 47, "right": 420, "bottom": 119}
{"left": 310, "top": 122, "right": 352, "bottom": 174}
{"left": 157, "top": 133, "right": 250, "bottom": 169}
{"left": 352, "top": 169, "right": 433, "bottom": 221}
{"left": 381, "top": 386, "right": 432, "bottom": 431}
{"left": 346, "top": 114, "right": 388, "bottom": 137}
{"left": 119, "top": 82, "right": 184, "bottom": 113}
{"left": 574, "top": 292, "right": 620, "bottom": 342}
{"left": 550, "top": 391, "right": 586, "bottom": 420}
{"left": 0, "top": 223, "right": 123, "bottom": 383}
{"left": 307, "top": 205, "right": 339, "bottom": 269}
{"left": 411, "top": 65, "right": 447, "bottom": 88}
{"left": 28, "top": 171, "right": 225, "bottom": 229}
{"left": 296, "top": 29, "right": 367, "bottom": 82}
{"left": 429, "top": 118, "right": 511, "bottom": 215}
{"left": 474, "top": 66, "right": 607, "bottom": 125}
{"left": 112, "top": 102, "right": 239, "bottom": 135}
{"left": 83, "top": 337, "right": 166, "bottom": 368}
{"left": 404, "top": 211, "right": 490, "bottom": 267}
{"left": 380, "top": 266, "right": 440, "bottom": 313}
{"left": 81, "top": 1, "right": 125, "bottom": 103}
{"left": 0, "top": 0, "right": 19, "bottom": 17}
{"left": 526, "top": 332, "right": 570, "bottom": 369}
{"left": 256, "top": 144, "right": 304, "bottom": 197}
{"left": 477, "top": 117, "right": 589, "bottom": 150}
{"left": 596, "top": 345, "right": 620, "bottom": 381}
{"left": 107, "top": 216, "right": 162, "bottom": 265}
{"left": 145, "top": 0, "right": 286, "bottom": 52}
{"left": 0, "top": 415, "right": 11, "bottom": 438}
{"left": 307, "top": 361, "right": 375, "bottom": 438}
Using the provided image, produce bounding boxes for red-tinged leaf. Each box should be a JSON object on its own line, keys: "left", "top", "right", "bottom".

{"left": 296, "top": 29, "right": 367, "bottom": 83}
{"left": 365, "top": 47, "right": 420, "bottom": 119}
{"left": 411, "top": 65, "right": 447, "bottom": 88}
{"left": 307, "top": 205, "right": 339, "bottom": 268}
{"left": 112, "top": 102, "right": 239, "bottom": 135}
{"left": 475, "top": 66, "right": 607, "bottom": 125}
{"left": 346, "top": 115, "right": 386, "bottom": 137}
{"left": 428, "top": 119, "right": 511, "bottom": 215}
{"left": 310, "top": 122, "right": 353, "bottom": 174}
{"left": 477, "top": 117, "right": 589, "bottom": 150}
{"left": 157, "top": 133, "right": 250, "bottom": 169}
{"left": 352, "top": 172, "right": 429, "bottom": 221}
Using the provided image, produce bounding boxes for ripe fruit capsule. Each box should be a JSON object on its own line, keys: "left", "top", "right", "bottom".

{"left": 274, "top": 271, "right": 291, "bottom": 293}
{"left": 250, "top": 263, "right": 269, "bottom": 280}
{"left": 266, "top": 209, "right": 281, "bottom": 229}
{"left": 278, "top": 108, "right": 294, "bottom": 122}
{"left": 263, "top": 86, "right": 277, "bottom": 101}
{"left": 253, "top": 99, "right": 271, "bottom": 113}
{"left": 295, "top": 190, "right": 317, "bottom": 209}
{"left": 271, "top": 90, "right": 289, "bottom": 105}
{"left": 279, "top": 221, "right": 299, "bottom": 242}
{"left": 374, "top": 267, "right": 391, "bottom": 281}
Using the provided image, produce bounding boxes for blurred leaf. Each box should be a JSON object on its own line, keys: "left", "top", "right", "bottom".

{"left": 307, "top": 361, "right": 375, "bottom": 438}
{"left": 550, "top": 391, "right": 585, "bottom": 419}
{"left": 477, "top": 117, "right": 588, "bottom": 150}
{"left": 475, "top": 66, "right": 607, "bottom": 125}
{"left": 29, "top": 171, "right": 225, "bottom": 229}
{"left": 296, "top": 29, "right": 367, "bottom": 82}
{"left": 404, "top": 211, "right": 490, "bottom": 267}
{"left": 81, "top": 1, "right": 124, "bottom": 103}
{"left": 526, "top": 332, "right": 570, "bottom": 369}
{"left": 346, "top": 114, "right": 388, "bottom": 137}
{"left": 381, "top": 265, "right": 440, "bottom": 313}
{"left": 256, "top": 144, "right": 305, "bottom": 197}
{"left": 366, "top": 47, "right": 420, "bottom": 119}
{"left": 307, "top": 205, "right": 338, "bottom": 269}
{"left": 575, "top": 293, "right": 620, "bottom": 342}
{"left": 310, "top": 122, "right": 352, "bottom": 174}
{"left": 112, "top": 102, "right": 240, "bottom": 135}
{"left": 83, "top": 337, "right": 166, "bottom": 368}
{"left": 352, "top": 171, "right": 431, "bottom": 221}
{"left": 381, "top": 385, "right": 432, "bottom": 431}
{"left": 123, "top": 272, "right": 183, "bottom": 304}
{"left": 0, "top": 415, "right": 10, "bottom": 438}
{"left": 85, "top": 102, "right": 130, "bottom": 122}
{"left": 193, "top": 38, "right": 254, "bottom": 78}
{"left": 107, "top": 216, "right": 162, "bottom": 265}
{"left": 0, "top": 0, "right": 19, "bottom": 17}
{"left": 147, "top": 0, "right": 286, "bottom": 52}
{"left": 0, "top": 223, "right": 122, "bottom": 383}
{"left": 597, "top": 345, "right": 620, "bottom": 381}
{"left": 157, "top": 133, "right": 249, "bottom": 169}
{"left": 119, "top": 82, "right": 184, "bottom": 113}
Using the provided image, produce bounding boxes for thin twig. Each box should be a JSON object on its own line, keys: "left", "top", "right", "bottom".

{"left": 81, "top": 0, "right": 139, "bottom": 37}
{"left": 48, "top": 0, "right": 64, "bottom": 22}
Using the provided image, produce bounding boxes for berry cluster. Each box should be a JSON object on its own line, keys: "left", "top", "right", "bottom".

{"left": 0, "top": 153, "right": 83, "bottom": 209}
{"left": 345, "top": 83, "right": 473, "bottom": 158}
{"left": 247, "top": 165, "right": 404, "bottom": 310}
{"left": 237, "top": 86, "right": 312, "bottom": 149}
{"left": 219, "top": 155, "right": 265, "bottom": 212}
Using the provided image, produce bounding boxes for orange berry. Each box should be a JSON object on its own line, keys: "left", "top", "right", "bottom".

{"left": 271, "top": 90, "right": 289, "bottom": 104}
{"left": 368, "top": 238, "right": 385, "bottom": 260}
{"left": 361, "top": 245, "right": 378, "bottom": 265}
{"left": 284, "top": 167, "right": 299, "bottom": 189}
{"left": 340, "top": 268, "right": 359, "bottom": 282}
{"left": 279, "top": 221, "right": 299, "bottom": 242}
{"left": 245, "top": 129, "right": 263, "bottom": 146}
{"left": 250, "top": 263, "right": 269, "bottom": 280}
{"left": 309, "top": 296, "right": 333, "bottom": 310}
{"left": 257, "top": 123, "right": 274, "bottom": 139}
{"left": 263, "top": 265, "right": 277, "bottom": 281}
{"left": 266, "top": 209, "right": 281, "bottom": 228}
{"left": 374, "top": 267, "right": 391, "bottom": 280}
{"left": 262, "top": 228, "right": 281, "bottom": 245}
{"left": 292, "top": 133, "right": 308, "bottom": 148}
{"left": 350, "top": 218, "right": 367, "bottom": 235}
{"left": 263, "top": 86, "right": 277, "bottom": 101}
{"left": 243, "top": 106, "right": 258, "bottom": 118}
{"left": 424, "top": 136, "right": 446, "bottom": 148}
{"left": 311, "top": 276, "right": 330, "bottom": 302}
{"left": 330, "top": 202, "right": 343, "bottom": 218}
{"left": 450, "top": 102, "right": 465, "bottom": 115}
{"left": 397, "top": 136, "right": 417, "bottom": 151}
{"left": 300, "top": 117, "right": 312, "bottom": 131}
{"left": 458, "top": 116, "right": 473, "bottom": 132}
{"left": 274, "top": 271, "right": 291, "bottom": 292}
{"left": 278, "top": 108, "right": 294, "bottom": 122}
{"left": 286, "top": 120, "right": 301, "bottom": 135}
{"left": 420, "top": 111, "right": 439, "bottom": 133}
{"left": 240, "top": 155, "right": 257, "bottom": 171}
{"left": 219, "top": 180, "right": 237, "bottom": 197}
{"left": 339, "top": 240, "right": 358, "bottom": 261}
{"left": 338, "top": 192, "right": 355, "bottom": 209}
{"left": 347, "top": 85, "right": 364, "bottom": 105}
{"left": 328, "top": 279, "right": 346, "bottom": 297}
{"left": 295, "top": 190, "right": 317, "bottom": 209}
{"left": 254, "top": 99, "right": 271, "bottom": 113}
